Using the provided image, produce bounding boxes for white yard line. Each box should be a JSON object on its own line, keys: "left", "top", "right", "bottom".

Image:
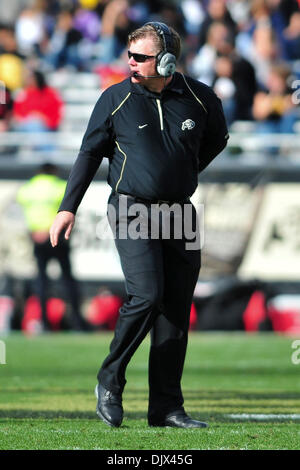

{"left": 226, "top": 413, "right": 300, "bottom": 420}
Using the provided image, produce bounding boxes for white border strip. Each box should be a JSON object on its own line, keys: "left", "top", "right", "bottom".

{"left": 226, "top": 414, "right": 300, "bottom": 420}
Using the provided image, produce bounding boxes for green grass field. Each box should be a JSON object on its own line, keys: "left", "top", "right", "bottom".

{"left": 0, "top": 332, "right": 300, "bottom": 450}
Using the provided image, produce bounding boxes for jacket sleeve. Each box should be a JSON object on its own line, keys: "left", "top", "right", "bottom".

{"left": 198, "top": 92, "right": 229, "bottom": 173}
{"left": 58, "top": 89, "right": 114, "bottom": 214}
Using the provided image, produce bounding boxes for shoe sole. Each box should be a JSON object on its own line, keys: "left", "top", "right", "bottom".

{"left": 149, "top": 419, "right": 208, "bottom": 428}
{"left": 165, "top": 422, "right": 208, "bottom": 428}
{"left": 94, "top": 384, "right": 121, "bottom": 428}
{"left": 149, "top": 423, "right": 208, "bottom": 428}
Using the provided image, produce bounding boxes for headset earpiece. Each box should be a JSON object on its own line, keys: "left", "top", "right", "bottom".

{"left": 156, "top": 51, "right": 176, "bottom": 77}
{"left": 145, "top": 22, "right": 176, "bottom": 77}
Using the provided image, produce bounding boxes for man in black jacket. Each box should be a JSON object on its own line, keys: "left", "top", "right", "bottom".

{"left": 50, "top": 22, "right": 228, "bottom": 429}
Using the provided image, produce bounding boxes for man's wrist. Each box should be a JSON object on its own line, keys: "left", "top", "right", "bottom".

{"left": 57, "top": 209, "right": 76, "bottom": 216}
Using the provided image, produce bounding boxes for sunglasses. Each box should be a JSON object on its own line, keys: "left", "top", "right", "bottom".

{"left": 128, "top": 50, "right": 156, "bottom": 63}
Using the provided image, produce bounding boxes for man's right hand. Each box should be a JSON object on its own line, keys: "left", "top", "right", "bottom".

{"left": 50, "top": 211, "right": 75, "bottom": 247}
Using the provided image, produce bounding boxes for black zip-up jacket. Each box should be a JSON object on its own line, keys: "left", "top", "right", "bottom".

{"left": 59, "top": 72, "right": 229, "bottom": 214}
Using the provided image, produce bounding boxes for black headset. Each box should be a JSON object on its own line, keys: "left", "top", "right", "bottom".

{"left": 145, "top": 22, "right": 176, "bottom": 77}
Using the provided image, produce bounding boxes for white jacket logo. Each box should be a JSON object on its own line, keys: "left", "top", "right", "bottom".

{"left": 181, "top": 119, "right": 195, "bottom": 130}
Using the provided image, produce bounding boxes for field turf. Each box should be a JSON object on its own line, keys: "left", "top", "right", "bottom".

{"left": 0, "top": 332, "right": 299, "bottom": 450}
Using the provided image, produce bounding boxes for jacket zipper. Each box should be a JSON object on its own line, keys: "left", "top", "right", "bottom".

{"left": 156, "top": 99, "right": 164, "bottom": 131}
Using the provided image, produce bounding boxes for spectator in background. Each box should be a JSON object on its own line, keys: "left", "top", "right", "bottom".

{"left": 13, "top": 68, "right": 63, "bottom": 133}
{"left": 226, "top": 0, "right": 251, "bottom": 29}
{"left": 0, "top": 24, "right": 25, "bottom": 92}
{"left": 190, "top": 19, "right": 257, "bottom": 125}
{"left": 212, "top": 43, "right": 257, "bottom": 124}
{"left": 252, "top": 63, "right": 298, "bottom": 134}
{"left": 14, "top": 1, "right": 46, "bottom": 57}
{"left": 0, "top": 85, "right": 14, "bottom": 155}
{"left": 96, "top": 0, "right": 138, "bottom": 64}
{"left": 235, "top": 0, "right": 287, "bottom": 65}
{"left": 189, "top": 21, "right": 235, "bottom": 85}
{"left": 43, "top": 8, "right": 84, "bottom": 70}
{"left": 0, "top": 86, "right": 13, "bottom": 132}
{"left": 240, "top": 24, "right": 280, "bottom": 89}
{"left": 155, "top": 2, "right": 186, "bottom": 39}
{"left": 181, "top": 0, "right": 205, "bottom": 36}
{"left": 198, "top": 0, "right": 237, "bottom": 48}
{"left": 73, "top": 4, "right": 101, "bottom": 43}
{"left": 282, "top": 11, "right": 300, "bottom": 61}
{"left": 264, "top": 0, "right": 287, "bottom": 47}
{"left": 17, "top": 163, "right": 90, "bottom": 332}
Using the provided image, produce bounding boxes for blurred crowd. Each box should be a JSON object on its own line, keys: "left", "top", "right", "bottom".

{"left": 1, "top": 0, "right": 300, "bottom": 137}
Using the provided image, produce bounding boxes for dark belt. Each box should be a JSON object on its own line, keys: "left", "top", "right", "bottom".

{"left": 113, "top": 191, "right": 190, "bottom": 205}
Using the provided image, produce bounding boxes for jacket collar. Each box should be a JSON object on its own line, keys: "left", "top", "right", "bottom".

{"left": 130, "top": 72, "right": 184, "bottom": 97}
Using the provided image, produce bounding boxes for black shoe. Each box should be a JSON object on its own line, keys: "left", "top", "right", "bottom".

{"left": 149, "top": 410, "right": 208, "bottom": 428}
{"left": 95, "top": 383, "right": 123, "bottom": 427}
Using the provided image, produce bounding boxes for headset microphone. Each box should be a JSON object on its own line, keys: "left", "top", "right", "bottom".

{"left": 132, "top": 72, "right": 161, "bottom": 79}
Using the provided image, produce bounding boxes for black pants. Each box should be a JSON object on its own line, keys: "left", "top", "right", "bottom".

{"left": 33, "top": 236, "right": 80, "bottom": 326}
{"left": 97, "top": 192, "right": 201, "bottom": 421}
